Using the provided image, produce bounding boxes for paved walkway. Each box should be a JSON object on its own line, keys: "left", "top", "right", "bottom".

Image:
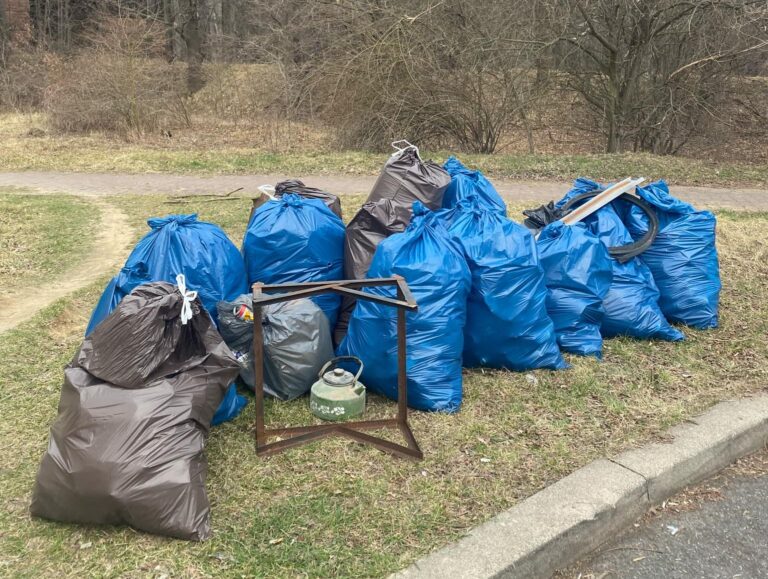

{"left": 0, "top": 171, "right": 766, "bottom": 210}
{"left": 559, "top": 450, "right": 768, "bottom": 578}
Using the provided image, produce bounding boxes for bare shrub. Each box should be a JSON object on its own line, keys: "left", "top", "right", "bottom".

{"left": 190, "top": 63, "right": 286, "bottom": 122}
{"left": 0, "top": 49, "right": 51, "bottom": 111}
{"left": 45, "top": 12, "right": 186, "bottom": 137}
{"left": 298, "top": 1, "right": 551, "bottom": 153}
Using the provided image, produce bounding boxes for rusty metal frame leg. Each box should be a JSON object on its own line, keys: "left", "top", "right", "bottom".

{"left": 252, "top": 278, "right": 423, "bottom": 461}
{"left": 253, "top": 284, "right": 267, "bottom": 455}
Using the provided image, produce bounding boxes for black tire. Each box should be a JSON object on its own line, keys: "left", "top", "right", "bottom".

{"left": 560, "top": 192, "right": 659, "bottom": 263}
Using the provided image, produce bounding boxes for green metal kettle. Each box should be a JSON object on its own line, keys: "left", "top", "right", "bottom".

{"left": 310, "top": 356, "right": 366, "bottom": 422}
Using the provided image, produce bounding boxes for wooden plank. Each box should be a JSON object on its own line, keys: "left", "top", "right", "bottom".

{"left": 560, "top": 177, "right": 645, "bottom": 226}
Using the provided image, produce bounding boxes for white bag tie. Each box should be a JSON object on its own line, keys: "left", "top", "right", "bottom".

{"left": 176, "top": 274, "right": 198, "bottom": 325}
{"left": 390, "top": 139, "right": 421, "bottom": 161}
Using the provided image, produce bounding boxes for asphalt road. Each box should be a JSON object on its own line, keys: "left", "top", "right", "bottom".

{"left": 560, "top": 452, "right": 768, "bottom": 579}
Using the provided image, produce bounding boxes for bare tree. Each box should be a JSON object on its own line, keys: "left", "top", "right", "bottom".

{"left": 551, "top": 0, "right": 768, "bottom": 153}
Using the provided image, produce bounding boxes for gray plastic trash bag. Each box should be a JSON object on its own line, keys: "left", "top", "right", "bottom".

{"left": 217, "top": 295, "right": 334, "bottom": 401}
{"left": 31, "top": 282, "right": 240, "bottom": 541}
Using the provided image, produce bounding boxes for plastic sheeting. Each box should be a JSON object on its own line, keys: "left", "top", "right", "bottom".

{"left": 242, "top": 194, "right": 345, "bottom": 327}
{"left": 217, "top": 295, "right": 334, "bottom": 400}
{"left": 556, "top": 179, "right": 684, "bottom": 342}
{"left": 620, "top": 180, "right": 720, "bottom": 329}
{"left": 31, "top": 282, "right": 240, "bottom": 541}
{"left": 338, "top": 202, "right": 471, "bottom": 413}
{"left": 84, "top": 213, "right": 248, "bottom": 425}
{"left": 537, "top": 221, "right": 613, "bottom": 357}
{"left": 440, "top": 198, "right": 566, "bottom": 370}
{"left": 441, "top": 156, "right": 507, "bottom": 215}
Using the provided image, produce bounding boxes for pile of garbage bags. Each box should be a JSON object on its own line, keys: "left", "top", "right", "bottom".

{"left": 339, "top": 153, "right": 720, "bottom": 412}
{"left": 554, "top": 179, "right": 685, "bottom": 342}
{"left": 72, "top": 147, "right": 721, "bottom": 421}
{"left": 34, "top": 142, "right": 721, "bottom": 543}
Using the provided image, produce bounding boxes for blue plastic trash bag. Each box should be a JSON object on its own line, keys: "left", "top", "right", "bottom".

{"left": 88, "top": 214, "right": 248, "bottom": 331}
{"left": 442, "top": 156, "right": 506, "bottom": 215}
{"left": 537, "top": 221, "right": 613, "bottom": 357}
{"left": 440, "top": 198, "right": 566, "bottom": 370}
{"left": 556, "top": 179, "right": 684, "bottom": 342}
{"left": 242, "top": 194, "right": 345, "bottom": 327}
{"left": 211, "top": 382, "right": 248, "bottom": 426}
{"left": 619, "top": 180, "right": 720, "bottom": 329}
{"left": 337, "top": 202, "right": 470, "bottom": 413}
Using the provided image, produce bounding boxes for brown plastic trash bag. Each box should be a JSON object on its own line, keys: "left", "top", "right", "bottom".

{"left": 30, "top": 281, "right": 240, "bottom": 541}
{"left": 334, "top": 145, "right": 449, "bottom": 344}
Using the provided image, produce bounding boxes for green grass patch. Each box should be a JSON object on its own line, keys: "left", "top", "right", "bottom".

{"left": 0, "top": 191, "right": 97, "bottom": 296}
{"left": 1, "top": 196, "right": 766, "bottom": 577}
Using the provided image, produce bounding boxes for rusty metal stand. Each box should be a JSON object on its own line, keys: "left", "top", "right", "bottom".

{"left": 251, "top": 277, "right": 423, "bottom": 461}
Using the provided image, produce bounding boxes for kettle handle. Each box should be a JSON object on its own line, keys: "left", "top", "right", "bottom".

{"left": 318, "top": 356, "right": 364, "bottom": 385}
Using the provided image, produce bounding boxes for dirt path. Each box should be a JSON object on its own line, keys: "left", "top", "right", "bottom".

{"left": 0, "top": 198, "right": 134, "bottom": 334}
{"left": 0, "top": 171, "right": 767, "bottom": 210}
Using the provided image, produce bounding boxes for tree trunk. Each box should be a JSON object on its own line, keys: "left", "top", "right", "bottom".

{"left": 3, "top": 0, "right": 31, "bottom": 42}
{"left": 178, "top": 0, "right": 205, "bottom": 94}
{"left": 606, "top": 107, "right": 620, "bottom": 153}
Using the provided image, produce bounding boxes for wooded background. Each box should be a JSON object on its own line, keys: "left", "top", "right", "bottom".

{"left": 1, "top": 0, "right": 766, "bottom": 158}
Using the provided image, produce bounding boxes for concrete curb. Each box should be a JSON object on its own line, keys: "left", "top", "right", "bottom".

{"left": 392, "top": 394, "right": 768, "bottom": 579}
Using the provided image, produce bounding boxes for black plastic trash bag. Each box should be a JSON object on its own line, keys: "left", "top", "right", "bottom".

{"left": 365, "top": 143, "right": 450, "bottom": 210}
{"left": 217, "top": 295, "right": 334, "bottom": 400}
{"left": 31, "top": 281, "right": 240, "bottom": 541}
{"left": 275, "top": 179, "right": 343, "bottom": 219}
{"left": 523, "top": 201, "right": 565, "bottom": 232}
{"left": 334, "top": 199, "right": 412, "bottom": 344}
{"left": 335, "top": 143, "right": 449, "bottom": 344}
